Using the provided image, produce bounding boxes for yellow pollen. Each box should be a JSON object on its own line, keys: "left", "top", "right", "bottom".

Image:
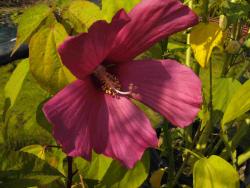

{"left": 94, "top": 65, "right": 132, "bottom": 96}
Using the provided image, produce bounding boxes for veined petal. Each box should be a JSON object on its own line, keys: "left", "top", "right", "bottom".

{"left": 95, "top": 95, "right": 158, "bottom": 168}
{"left": 116, "top": 60, "right": 202, "bottom": 127}
{"left": 43, "top": 79, "right": 157, "bottom": 168}
{"left": 58, "top": 9, "right": 130, "bottom": 79}
{"left": 43, "top": 79, "right": 107, "bottom": 160}
{"left": 108, "top": 0, "right": 198, "bottom": 62}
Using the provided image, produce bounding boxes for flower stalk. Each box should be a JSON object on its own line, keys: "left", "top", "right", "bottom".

{"left": 67, "top": 156, "right": 73, "bottom": 188}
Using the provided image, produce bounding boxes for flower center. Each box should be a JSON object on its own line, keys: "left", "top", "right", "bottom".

{"left": 94, "top": 65, "right": 132, "bottom": 96}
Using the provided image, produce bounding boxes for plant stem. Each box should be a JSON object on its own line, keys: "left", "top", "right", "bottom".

{"left": 220, "top": 130, "right": 237, "bottom": 168}
{"left": 202, "top": 0, "right": 209, "bottom": 22}
{"left": 210, "top": 138, "right": 223, "bottom": 154}
{"left": 162, "top": 121, "right": 175, "bottom": 188}
{"left": 209, "top": 59, "right": 213, "bottom": 128}
{"left": 172, "top": 124, "right": 202, "bottom": 187}
{"left": 67, "top": 156, "right": 73, "bottom": 188}
{"left": 185, "top": 0, "right": 193, "bottom": 68}
{"left": 79, "top": 174, "right": 85, "bottom": 188}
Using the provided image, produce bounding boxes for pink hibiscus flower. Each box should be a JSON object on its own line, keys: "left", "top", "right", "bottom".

{"left": 43, "top": 0, "right": 202, "bottom": 168}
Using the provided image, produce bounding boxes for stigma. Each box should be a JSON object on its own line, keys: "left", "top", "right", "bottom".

{"left": 94, "top": 65, "right": 133, "bottom": 96}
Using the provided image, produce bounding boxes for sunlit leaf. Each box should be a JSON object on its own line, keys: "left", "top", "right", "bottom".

{"left": 4, "top": 59, "right": 29, "bottom": 112}
{"left": 21, "top": 145, "right": 46, "bottom": 160}
{"left": 149, "top": 168, "right": 165, "bottom": 188}
{"left": 29, "top": 22, "right": 75, "bottom": 94}
{"left": 213, "top": 78, "right": 241, "bottom": 112}
{"left": 238, "top": 148, "right": 250, "bottom": 166}
{"left": 85, "top": 153, "right": 112, "bottom": 181}
{"left": 222, "top": 80, "right": 250, "bottom": 125}
{"left": 193, "top": 155, "right": 240, "bottom": 188}
{"left": 97, "top": 152, "right": 149, "bottom": 188}
{"left": 75, "top": 152, "right": 112, "bottom": 181}
{"left": 20, "top": 145, "right": 66, "bottom": 175}
{"left": 1, "top": 71, "right": 53, "bottom": 152}
{"left": 13, "top": 4, "right": 51, "bottom": 54}
{"left": 190, "top": 23, "right": 223, "bottom": 67}
{"left": 101, "top": 0, "right": 140, "bottom": 22}
{"left": 62, "top": 0, "right": 102, "bottom": 33}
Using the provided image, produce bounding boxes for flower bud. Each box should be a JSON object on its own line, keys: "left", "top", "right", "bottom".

{"left": 226, "top": 40, "right": 241, "bottom": 54}
{"left": 219, "top": 15, "right": 227, "bottom": 31}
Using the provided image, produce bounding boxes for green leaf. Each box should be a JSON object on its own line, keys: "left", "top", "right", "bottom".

{"left": 238, "top": 148, "right": 250, "bottom": 166}
{"left": 221, "top": 1, "right": 250, "bottom": 23}
{"left": 149, "top": 168, "right": 166, "bottom": 188}
{"left": 85, "top": 153, "right": 112, "bottom": 181}
{"left": 213, "top": 78, "right": 241, "bottom": 112}
{"left": 193, "top": 155, "right": 240, "bottom": 188}
{"left": 29, "top": 22, "right": 75, "bottom": 94}
{"left": 0, "top": 150, "right": 63, "bottom": 188}
{"left": 62, "top": 0, "right": 102, "bottom": 33}
{"left": 1, "top": 72, "right": 53, "bottom": 153}
{"left": 13, "top": 4, "right": 51, "bottom": 54}
{"left": 21, "top": 145, "right": 66, "bottom": 175}
{"left": 97, "top": 152, "right": 149, "bottom": 188}
{"left": 222, "top": 80, "right": 250, "bottom": 125}
{"left": 4, "top": 59, "right": 29, "bottom": 110}
{"left": 36, "top": 100, "right": 52, "bottom": 133}
{"left": 20, "top": 145, "right": 46, "bottom": 160}
{"left": 101, "top": 0, "right": 140, "bottom": 22}
{"left": 75, "top": 152, "right": 112, "bottom": 181}
{"left": 190, "top": 23, "right": 223, "bottom": 67}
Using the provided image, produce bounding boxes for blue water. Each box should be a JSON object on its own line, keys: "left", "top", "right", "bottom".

{"left": 0, "top": 14, "right": 16, "bottom": 56}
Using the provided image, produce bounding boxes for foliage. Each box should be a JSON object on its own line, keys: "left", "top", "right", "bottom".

{"left": 0, "top": 0, "right": 250, "bottom": 187}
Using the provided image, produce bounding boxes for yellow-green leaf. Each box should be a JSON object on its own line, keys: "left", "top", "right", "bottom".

{"left": 62, "top": 0, "right": 102, "bottom": 33}
{"left": 238, "top": 148, "right": 250, "bottom": 166}
{"left": 21, "top": 145, "right": 46, "bottom": 160}
{"left": 21, "top": 145, "right": 66, "bottom": 175}
{"left": 97, "top": 152, "right": 149, "bottom": 188}
{"left": 101, "top": 0, "right": 140, "bottom": 22}
{"left": 4, "top": 59, "right": 29, "bottom": 109}
{"left": 213, "top": 78, "right": 241, "bottom": 112}
{"left": 222, "top": 80, "right": 250, "bottom": 125}
{"left": 13, "top": 4, "right": 51, "bottom": 54}
{"left": 193, "top": 155, "right": 240, "bottom": 188}
{"left": 190, "top": 23, "right": 223, "bottom": 67}
{"left": 29, "top": 22, "right": 75, "bottom": 94}
{"left": 150, "top": 168, "right": 166, "bottom": 188}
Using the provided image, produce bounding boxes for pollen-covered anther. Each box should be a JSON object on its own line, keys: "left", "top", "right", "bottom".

{"left": 94, "top": 65, "right": 132, "bottom": 96}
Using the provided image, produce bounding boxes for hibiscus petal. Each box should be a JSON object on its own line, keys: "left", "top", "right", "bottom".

{"left": 43, "top": 78, "right": 157, "bottom": 168}
{"left": 94, "top": 95, "right": 158, "bottom": 168}
{"left": 43, "top": 79, "right": 107, "bottom": 160}
{"left": 108, "top": 0, "right": 198, "bottom": 62}
{"left": 58, "top": 9, "right": 130, "bottom": 79}
{"left": 116, "top": 59, "right": 202, "bottom": 127}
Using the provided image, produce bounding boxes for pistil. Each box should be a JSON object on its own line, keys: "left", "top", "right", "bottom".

{"left": 94, "top": 65, "right": 132, "bottom": 96}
